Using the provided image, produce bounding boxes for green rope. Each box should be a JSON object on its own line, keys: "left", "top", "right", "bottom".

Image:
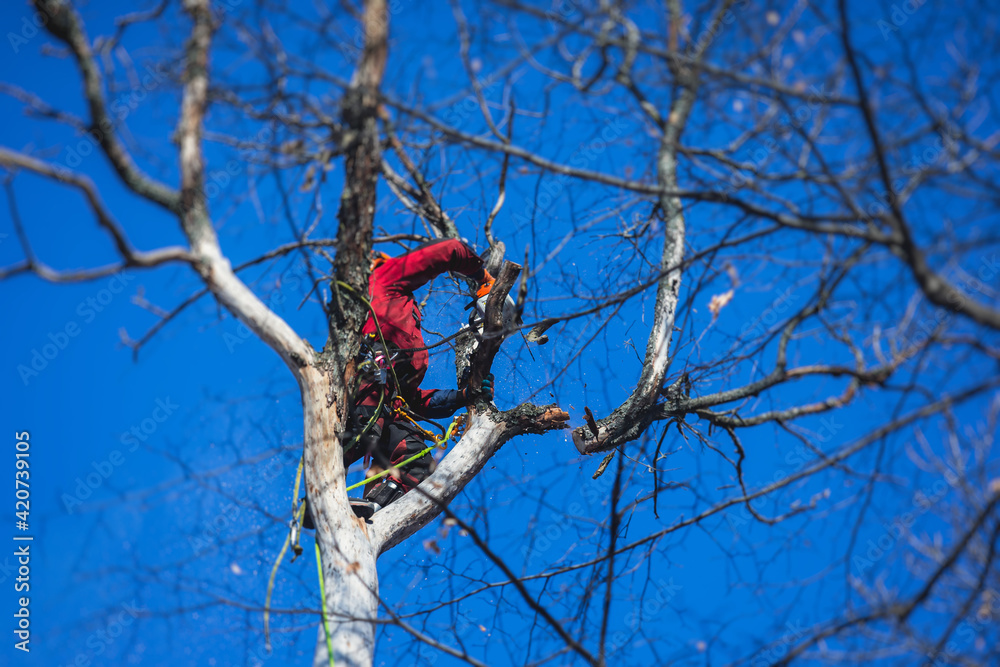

{"left": 344, "top": 387, "right": 384, "bottom": 452}
{"left": 345, "top": 416, "right": 461, "bottom": 493}
{"left": 315, "top": 541, "right": 336, "bottom": 667}
{"left": 263, "top": 534, "right": 290, "bottom": 652}
{"left": 439, "top": 416, "right": 460, "bottom": 443}
{"left": 335, "top": 280, "right": 401, "bottom": 390}
{"left": 263, "top": 277, "right": 461, "bottom": 662}
{"left": 335, "top": 278, "right": 395, "bottom": 455}
{"left": 264, "top": 456, "right": 305, "bottom": 651}
{"left": 345, "top": 445, "right": 434, "bottom": 492}
{"left": 335, "top": 277, "right": 466, "bottom": 492}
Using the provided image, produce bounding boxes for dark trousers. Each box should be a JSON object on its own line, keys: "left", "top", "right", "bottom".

{"left": 344, "top": 405, "right": 433, "bottom": 493}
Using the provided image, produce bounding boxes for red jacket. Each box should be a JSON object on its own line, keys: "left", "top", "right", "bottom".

{"left": 361, "top": 239, "right": 485, "bottom": 415}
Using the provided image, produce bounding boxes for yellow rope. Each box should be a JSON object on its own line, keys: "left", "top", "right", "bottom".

{"left": 335, "top": 280, "right": 401, "bottom": 389}
{"left": 266, "top": 278, "right": 466, "bottom": 663}
{"left": 344, "top": 408, "right": 462, "bottom": 493}
{"left": 393, "top": 406, "right": 454, "bottom": 448}
{"left": 264, "top": 456, "right": 305, "bottom": 651}
{"left": 334, "top": 278, "right": 467, "bottom": 489}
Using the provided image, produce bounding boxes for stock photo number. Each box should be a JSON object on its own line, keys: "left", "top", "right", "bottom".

{"left": 13, "top": 431, "right": 31, "bottom": 653}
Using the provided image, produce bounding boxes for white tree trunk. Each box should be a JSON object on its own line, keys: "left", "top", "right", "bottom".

{"left": 300, "top": 368, "right": 379, "bottom": 667}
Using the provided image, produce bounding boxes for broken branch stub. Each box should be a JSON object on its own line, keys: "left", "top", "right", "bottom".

{"left": 468, "top": 260, "right": 521, "bottom": 404}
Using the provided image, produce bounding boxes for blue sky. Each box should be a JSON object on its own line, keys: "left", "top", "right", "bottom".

{"left": 1, "top": 1, "right": 999, "bottom": 666}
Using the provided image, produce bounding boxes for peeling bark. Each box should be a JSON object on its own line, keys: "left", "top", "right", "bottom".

{"left": 25, "top": 2, "right": 568, "bottom": 664}
{"left": 311, "top": 1, "right": 389, "bottom": 664}
{"left": 301, "top": 368, "right": 378, "bottom": 667}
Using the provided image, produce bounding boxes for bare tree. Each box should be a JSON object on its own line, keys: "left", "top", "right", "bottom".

{"left": 4, "top": 0, "right": 1000, "bottom": 665}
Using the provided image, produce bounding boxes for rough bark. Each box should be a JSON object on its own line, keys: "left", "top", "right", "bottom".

{"left": 16, "top": 3, "right": 567, "bottom": 664}
{"left": 302, "top": 368, "right": 378, "bottom": 667}
{"left": 311, "top": 1, "right": 388, "bottom": 664}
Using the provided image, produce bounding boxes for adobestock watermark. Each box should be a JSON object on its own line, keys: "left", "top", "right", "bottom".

{"left": 202, "top": 120, "right": 277, "bottom": 206}
{"left": 334, "top": 0, "right": 404, "bottom": 60}
{"left": 544, "top": 0, "right": 583, "bottom": 24}
{"left": 859, "top": 130, "right": 962, "bottom": 225}
{"left": 106, "top": 64, "right": 169, "bottom": 126}
{"left": 750, "top": 619, "right": 807, "bottom": 667}
{"left": 876, "top": 0, "right": 928, "bottom": 40}
{"left": 926, "top": 589, "right": 1000, "bottom": 665}
{"left": 17, "top": 271, "right": 134, "bottom": 386}
{"left": 222, "top": 261, "right": 308, "bottom": 353}
{"left": 888, "top": 255, "right": 999, "bottom": 357}
{"left": 736, "top": 285, "right": 800, "bottom": 341}
{"left": 248, "top": 626, "right": 294, "bottom": 667}
{"left": 440, "top": 69, "right": 504, "bottom": 129}
{"left": 0, "top": 557, "right": 15, "bottom": 586}
{"left": 520, "top": 461, "right": 625, "bottom": 566}
{"left": 852, "top": 468, "right": 959, "bottom": 576}
{"left": 691, "top": 0, "right": 750, "bottom": 53}
{"left": 725, "top": 437, "right": 839, "bottom": 537}
{"left": 726, "top": 85, "right": 832, "bottom": 196}
{"left": 187, "top": 455, "right": 286, "bottom": 556}
{"left": 6, "top": 5, "right": 53, "bottom": 54}
{"left": 605, "top": 577, "right": 683, "bottom": 655}
{"left": 203, "top": 158, "right": 246, "bottom": 201}
{"left": 401, "top": 65, "right": 505, "bottom": 172}
{"left": 61, "top": 397, "right": 180, "bottom": 513}
{"left": 509, "top": 115, "right": 630, "bottom": 229}
{"left": 60, "top": 599, "right": 145, "bottom": 667}
{"left": 49, "top": 65, "right": 168, "bottom": 179}
{"left": 212, "top": 0, "right": 244, "bottom": 17}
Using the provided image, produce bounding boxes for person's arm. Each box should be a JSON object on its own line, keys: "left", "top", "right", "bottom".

{"left": 414, "top": 388, "right": 464, "bottom": 419}
{"left": 409, "top": 376, "right": 495, "bottom": 419}
{"left": 379, "top": 239, "right": 486, "bottom": 294}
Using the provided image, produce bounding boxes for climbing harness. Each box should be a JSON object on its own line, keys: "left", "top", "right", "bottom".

{"left": 356, "top": 334, "right": 399, "bottom": 387}
{"left": 264, "top": 279, "right": 469, "bottom": 658}
{"left": 263, "top": 458, "right": 335, "bottom": 667}
{"left": 264, "top": 457, "right": 307, "bottom": 652}
{"left": 343, "top": 411, "right": 463, "bottom": 493}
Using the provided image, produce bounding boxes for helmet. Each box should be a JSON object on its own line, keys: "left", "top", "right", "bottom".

{"left": 370, "top": 251, "right": 391, "bottom": 271}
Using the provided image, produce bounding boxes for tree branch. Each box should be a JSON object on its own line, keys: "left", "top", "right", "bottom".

{"left": 33, "top": 0, "right": 180, "bottom": 212}
{"left": 0, "top": 149, "right": 191, "bottom": 276}
{"left": 369, "top": 402, "right": 568, "bottom": 555}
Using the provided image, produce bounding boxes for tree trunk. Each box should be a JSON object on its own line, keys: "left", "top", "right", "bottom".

{"left": 301, "top": 367, "right": 379, "bottom": 667}
{"left": 310, "top": 1, "right": 388, "bottom": 662}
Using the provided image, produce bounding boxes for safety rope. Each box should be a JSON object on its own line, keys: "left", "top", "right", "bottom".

{"left": 393, "top": 405, "right": 454, "bottom": 446}
{"left": 315, "top": 541, "right": 336, "bottom": 667}
{"left": 263, "top": 457, "right": 334, "bottom": 667}
{"left": 335, "top": 280, "right": 401, "bottom": 389}
{"left": 334, "top": 277, "right": 464, "bottom": 486}
{"left": 265, "top": 276, "right": 467, "bottom": 662}
{"left": 344, "top": 387, "right": 384, "bottom": 455}
{"left": 344, "top": 411, "right": 463, "bottom": 492}
{"left": 264, "top": 387, "right": 457, "bottom": 653}
{"left": 264, "top": 456, "right": 306, "bottom": 651}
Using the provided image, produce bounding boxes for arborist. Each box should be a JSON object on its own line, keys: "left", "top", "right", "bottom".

{"left": 306, "top": 238, "right": 496, "bottom": 524}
